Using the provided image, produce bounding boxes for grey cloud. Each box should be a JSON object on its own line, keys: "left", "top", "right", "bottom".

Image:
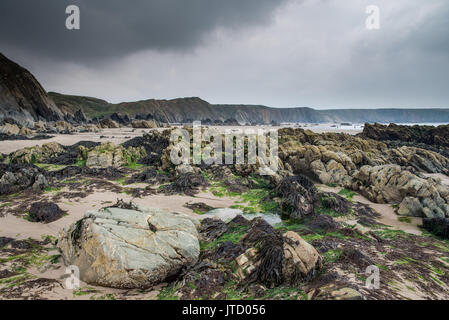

{"left": 1, "top": 0, "right": 448, "bottom": 109}
{"left": 0, "top": 0, "right": 287, "bottom": 63}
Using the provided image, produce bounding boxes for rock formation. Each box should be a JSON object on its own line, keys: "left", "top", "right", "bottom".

{"left": 58, "top": 205, "right": 200, "bottom": 289}
{"left": 0, "top": 53, "right": 62, "bottom": 127}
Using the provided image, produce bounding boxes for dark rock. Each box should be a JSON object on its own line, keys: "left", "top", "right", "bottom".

{"left": 352, "top": 203, "right": 380, "bottom": 218}
{"left": 338, "top": 247, "right": 375, "bottom": 270}
{"left": 28, "top": 202, "right": 65, "bottom": 223}
{"left": 74, "top": 109, "right": 88, "bottom": 123}
{"left": 276, "top": 175, "right": 318, "bottom": 220}
{"left": 306, "top": 215, "right": 340, "bottom": 233}
{"left": 198, "top": 218, "right": 229, "bottom": 242}
{"left": 122, "top": 132, "right": 170, "bottom": 166}
{"left": 0, "top": 237, "right": 14, "bottom": 248}
{"left": 319, "top": 192, "right": 351, "bottom": 215}
{"left": 0, "top": 269, "right": 18, "bottom": 279}
{"left": 184, "top": 202, "right": 214, "bottom": 214}
{"left": 177, "top": 216, "right": 321, "bottom": 299}
{"left": 361, "top": 123, "right": 449, "bottom": 148}
{"left": 0, "top": 163, "right": 48, "bottom": 195}
{"left": 223, "top": 118, "right": 240, "bottom": 126}
{"left": 242, "top": 219, "right": 285, "bottom": 287}
{"left": 160, "top": 173, "right": 209, "bottom": 197}
{"left": 47, "top": 141, "right": 101, "bottom": 165}
{"left": 0, "top": 53, "right": 63, "bottom": 126}
{"left": 126, "top": 167, "right": 170, "bottom": 185}
{"left": 110, "top": 113, "right": 130, "bottom": 125}
{"left": 423, "top": 217, "right": 449, "bottom": 239}
{"left": 49, "top": 165, "right": 125, "bottom": 180}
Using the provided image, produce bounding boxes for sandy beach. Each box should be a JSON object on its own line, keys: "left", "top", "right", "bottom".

{"left": 0, "top": 125, "right": 364, "bottom": 154}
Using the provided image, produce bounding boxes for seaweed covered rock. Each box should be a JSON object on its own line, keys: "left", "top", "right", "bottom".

{"left": 125, "top": 167, "right": 170, "bottom": 185}
{"left": 422, "top": 218, "right": 449, "bottom": 239}
{"left": 47, "top": 141, "right": 101, "bottom": 165}
{"left": 78, "top": 142, "right": 146, "bottom": 168}
{"left": 122, "top": 132, "right": 170, "bottom": 166}
{"left": 318, "top": 192, "right": 351, "bottom": 216}
{"left": 160, "top": 173, "right": 209, "bottom": 197}
{"left": 58, "top": 206, "right": 200, "bottom": 289}
{"left": 0, "top": 163, "right": 48, "bottom": 195}
{"left": 185, "top": 202, "right": 215, "bottom": 215}
{"left": 176, "top": 216, "right": 321, "bottom": 299}
{"left": 361, "top": 123, "right": 449, "bottom": 148}
{"left": 275, "top": 175, "right": 318, "bottom": 220}
{"left": 28, "top": 202, "right": 65, "bottom": 223}
{"left": 305, "top": 215, "right": 341, "bottom": 233}
{"left": 197, "top": 218, "right": 229, "bottom": 242}
{"left": 48, "top": 165, "right": 125, "bottom": 181}
{"left": 5, "top": 143, "right": 64, "bottom": 164}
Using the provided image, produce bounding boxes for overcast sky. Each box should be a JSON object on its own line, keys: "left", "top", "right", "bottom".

{"left": 1, "top": 0, "right": 448, "bottom": 108}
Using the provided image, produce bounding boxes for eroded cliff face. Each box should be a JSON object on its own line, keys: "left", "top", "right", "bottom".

{"left": 0, "top": 53, "right": 62, "bottom": 127}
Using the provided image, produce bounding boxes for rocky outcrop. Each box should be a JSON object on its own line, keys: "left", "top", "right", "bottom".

{"left": 110, "top": 113, "right": 130, "bottom": 125}
{"left": 0, "top": 164, "right": 48, "bottom": 195}
{"left": 0, "top": 123, "right": 20, "bottom": 135}
{"left": 73, "top": 109, "right": 88, "bottom": 124}
{"left": 53, "top": 121, "right": 75, "bottom": 133}
{"left": 361, "top": 123, "right": 449, "bottom": 148}
{"left": 131, "top": 120, "right": 158, "bottom": 129}
{"left": 122, "top": 131, "right": 170, "bottom": 166}
{"left": 0, "top": 53, "right": 63, "bottom": 127}
{"left": 275, "top": 175, "right": 318, "bottom": 220}
{"left": 354, "top": 165, "right": 449, "bottom": 218}
{"left": 98, "top": 118, "right": 119, "bottom": 129}
{"left": 5, "top": 143, "right": 64, "bottom": 164}
{"left": 58, "top": 206, "right": 200, "bottom": 289}
{"left": 278, "top": 128, "right": 449, "bottom": 219}
{"left": 174, "top": 216, "right": 321, "bottom": 299}
{"left": 78, "top": 142, "right": 146, "bottom": 168}
{"left": 33, "top": 121, "right": 47, "bottom": 132}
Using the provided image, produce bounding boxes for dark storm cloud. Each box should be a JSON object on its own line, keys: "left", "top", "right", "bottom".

{"left": 1, "top": 0, "right": 448, "bottom": 108}
{"left": 0, "top": 0, "right": 287, "bottom": 63}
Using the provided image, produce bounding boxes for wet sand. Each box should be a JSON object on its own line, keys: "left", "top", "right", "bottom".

{"left": 0, "top": 189, "right": 237, "bottom": 240}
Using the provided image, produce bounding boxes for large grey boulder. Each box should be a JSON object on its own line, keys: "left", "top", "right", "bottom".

{"left": 58, "top": 206, "right": 200, "bottom": 289}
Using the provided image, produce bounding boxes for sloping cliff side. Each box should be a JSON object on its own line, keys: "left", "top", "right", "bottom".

{"left": 0, "top": 53, "right": 62, "bottom": 126}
